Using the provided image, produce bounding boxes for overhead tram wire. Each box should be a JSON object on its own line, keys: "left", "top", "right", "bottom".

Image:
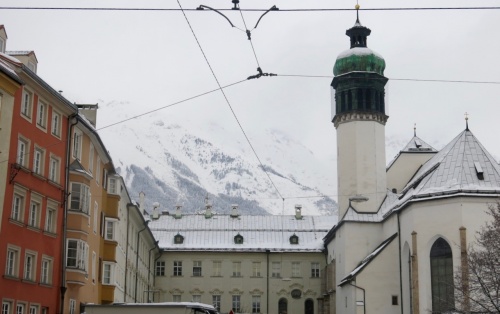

{"left": 176, "top": 0, "right": 284, "bottom": 200}
{"left": 238, "top": 8, "right": 261, "bottom": 68}
{"left": 2, "top": 6, "right": 500, "bottom": 11}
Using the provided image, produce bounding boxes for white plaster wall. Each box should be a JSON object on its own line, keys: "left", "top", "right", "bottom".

{"left": 337, "top": 120, "right": 387, "bottom": 216}
{"left": 386, "top": 152, "right": 436, "bottom": 193}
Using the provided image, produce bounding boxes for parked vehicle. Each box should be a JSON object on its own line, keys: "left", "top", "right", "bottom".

{"left": 84, "top": 302, "right": 219, "bottom": 314}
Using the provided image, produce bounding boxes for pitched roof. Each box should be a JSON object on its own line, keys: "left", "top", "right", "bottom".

{"left": 148, "top": 213, "right": 337, "bottom": 252}
{"left": 387, "top": 135, "right": 437, "bottom": 170}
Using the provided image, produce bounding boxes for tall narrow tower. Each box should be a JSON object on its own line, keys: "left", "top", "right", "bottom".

{"left": 331, "top": 12, "right": 388, "bottom": 217}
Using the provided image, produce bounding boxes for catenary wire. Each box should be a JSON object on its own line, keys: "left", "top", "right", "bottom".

{"left": 238, "top": 9, "right": 261, "bottom": 68}
{"left": 176, "top": 0, "right": 284, "bottom": 200}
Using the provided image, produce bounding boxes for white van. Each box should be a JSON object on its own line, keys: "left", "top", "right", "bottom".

{"left": 84, "top": 302, "right": 219, "bottom": 314}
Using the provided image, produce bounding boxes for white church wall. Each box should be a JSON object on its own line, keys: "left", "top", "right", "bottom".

{"left": 386, "top": 152, "right": 436, "bottom": 193}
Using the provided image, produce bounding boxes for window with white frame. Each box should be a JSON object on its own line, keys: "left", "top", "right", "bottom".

{"left": 21, "top": 89, "right": 33, "bottom": 119}
{"left": 33, "top": 147, "right": 44, "bottom": 175}
{"left": 156, "top": 261, "right": 165, "bottom": 276}
{"left": 252, "top": 262, "right": 261, "bottom": 277}
{"left": 40, "top": 256, "right": 53, "bottom": 285}
{"left": 36, "top": 100, "right": 47, "bottom": 128}
{"left": 272, "top": 262, "right": 281, "bottom": 278}
{"left": 72, "top": 129, "right": 82, "bottom": 160}
{"left": 69, "top": 182, "right": 90, "bottom": 214}
{"left": 212, "top": 295, "right": 221, "bottom": 312}
{"left": 88, "top": 144, "right": 94, "bottom": 174}
{"left": 0, "top": 37, "right": 5, "bottom": 53}
{"left": 11, "top": 191, "right": 25, "bottom": 222}
{"left": 93, "top": 202, "right": 98, "bottom": 234}
{"left": 15, "top": 303, "right": 24, "bottom": 314}
{"left": 193, "top": 261, "right": 202, "bottom": 277}
{"left": 24, "top": 251, "right": 36, "bottom": 281}
{"left": 232, "top": 261, "right": 241, "bottom": 277}
{"left": 92, "top": 251, "right": 96, "bottom": 283}
{"left": 108, "top": 177, "right": 119, "bottom": 194}
{"left": 104, "top": 218, "right": 116, "bottom": 241}
{"left": 69, "top": 300, "right": 76, "bottom": 314}
{"left": 28, "top": 199, "right": 41, "bottom": 228}
{"left": 27, "top": 61, "right": 36, "bottom": 73}
{"left": 48, "top": 156, "right": 60, "bottom": 183}
{"left": 95, "top": 157, "right": 101, "bottom": 185}
{"left": 173, "top": 295, "right": 181, "bottom": 302}
{"left": 45, "top": 204, "right": 57, "bottom": 234}
{"left": 2, "top": 301, "right": 12, "bottom": 314}
{"left": 232, "top": 295, "right": 241, "bottom": 312}
{"left": 51, "top": 110, "right": 61, "bottom": 137}
{"left": 66, "top": 239, "right": 89, "bottom": 271}
{"left": 29, "top": 305, "right": 38, "bottom": 314}
{"left": 173, "top": 261, "right": 182, "bottom": 276}
{"left": 192, "top": 295, "right": 201, "bottom": 303}
{"left": 252, "top": 296, "right": 261, "bottom": 313}
{"left": 212, "top": 261, "right": 221, "bottom": 276}
{"left": 311, "top": 262, "right": 320, "bottom": 278}
{"left": 103, "top": 169, "right": 108, "bottom": 189}
{"left": 5, "top": 245, "right": 20, "bottom": 278}
{"left": 17, "top": 138, "right": 29, "bottom": 167}
{"left": 292, "top": 262, "right": 301, "bottom": 277}
{"left": 102, "top": 262, "right": 114, "bottom": 285}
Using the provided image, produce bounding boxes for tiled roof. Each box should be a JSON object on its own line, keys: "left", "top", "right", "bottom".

{"left": 148, "top": 214, "right": 337, "bottom": 252}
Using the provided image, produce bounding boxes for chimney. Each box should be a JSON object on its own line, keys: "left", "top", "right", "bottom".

{"left": 174, "top": 205, "right": 182, "bottom": 219}
{"left": 295, "top": 204, "right": 302, "bottom": 220}
{"left": 205, "top": 203, "right": 213, "bottom": 219}
{"left": 152, "top": 202, "right": 160, "bottom": 220}
{"left": 76, "top": 103, "right": 98, "bottom": 127}
{"left": 139, "top": 192, "right": 145, "bottom": 215}
{"left": 230, "top": 204, "right": 239, "bottom": 218}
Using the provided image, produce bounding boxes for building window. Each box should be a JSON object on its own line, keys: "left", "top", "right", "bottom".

{"left": 252, "top": 262, "right": 261, "bottom": 277}
{"left": 40, "top": 256, "right": 53, "bottom": 285}
{"left": 48, "top": 156, "right": 60, "bottom": 183}
{"left": 278, "top": 298, "right": 287, "bottom": 314}
{"left": 212, "top": 295, "right": 221, "bottom": 312}
{"left": 232, "top": 295, "right": 241, "bottom": 313}
{"left": 193, "top": 261, "right": 202, "bottom": 277}
{"left": 305, "top": 299, "right": 314, "bottom": 314}
{"left": 24, "top": 252, "right": 36, "bottom": 281}
{"left": 91, "top": 252, "right": 96, "bottom": 283}
{"left": 5, "top": 245, "right": 20, "bottom": 278}
{"left": 69, "top": 300, "right": 76, "bottom": 314}
{"left": 96, "top": 157, "right": 101, "bottom": 185}
{"left": 28, "top": 200, "right": 41, "bottom": 228}
{"left": 72, "top": 129, "right": 82, "bottom": 160}
{"left": 272, "top": 262, "right": 281, "bottom": 278}
{"left": 192, "top": 295, "right": 201, "bottom": 303}
{"left": 93, "top": 202, "right": 98, "bottom": 234}
{"left": 45, "top": 206, "right": 57, "bottom": 234}
{"left": 17, "top": 138, "right": 29, "bottom": 167}
{"left": 292, "top": 262, "right": 301, "bottom": 277}
{"left": 36, "top": 100, "right": 47, "bottom": 128}
{"left": 102, "top": 262, "right": 114, "bottom": 285}
{"left": 2, "top": 301, "right": 12, "bottom": 314}
{"left": 88, "top": 144, "right": 94, "bottom": 174}
{"left": 173, "top": 261, "right": 182, "bottom": 276}
{"left": 108, "top": 177, "right": 119, "bottom": 194}
{"left": 69, "top": 182, "right": 90, "bottom": 214}
{"left": 234, "top": 234, "right": 243, "bottom": 244}
{"left": 252, "top": 296, "right": 261, "bottom": 313}
{"left": 33, "top": 147, "right": 44, "bottom": 175}
{"left": 11, "top": 192, "right": 25, "bottom": 222}
{"left": 173, "top": 295, "right": 181, "bottom": 302}
{"left": 51, "top": 111, "right": 61, "bottom": 137}
{"left": 232, "top": 262, "right": 241, "bottom": 277}
{"left": 311, "top": 262, "right": 320, "bottom": 278}
{"left": 290, "top": 234, "right": 299, "bottom": 244}
{"left": 104, "top": 218, "right": 116, "bottom": 241}
{"left": 156, "top": 261, "right": 165, "bottom": 276}
{"left": 430, "top": 237, "right": 454, "bottom": 312}
{"left": 174, "top": 234, "right": 184, "bottom": 244}
{"left": 21, "top": 89, "right": 33, "bottom": 119}
{"left": 29, "top": 305, "right": 38, "bottom": 314}
{"left": 66, "top": 239, "right": 89, "bottom": 271}
{"left": 212, "top": 261, "right": 221, "bottom": 276}
{"left": 27, "top": 61, "right": 36, "bottom": 72}
{"left": 15, "top": 304, "right": 25, "bottom": 314}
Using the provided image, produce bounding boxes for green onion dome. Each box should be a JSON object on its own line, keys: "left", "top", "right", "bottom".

{"left": 333, "top": 47, "right": 385, "bottom": 76}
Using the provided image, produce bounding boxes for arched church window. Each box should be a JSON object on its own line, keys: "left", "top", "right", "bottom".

{"left": 278, "top": 298, "right": 288, "bottom": 314}
{"left": 430, "top": 237, "right": 454, "bottom": 313}
{"left": 305, "top": 299, "right": 314, "bottom": 314}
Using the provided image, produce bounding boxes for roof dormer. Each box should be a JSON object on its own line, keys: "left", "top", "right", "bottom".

{"left": 0, "top": 25, "right": 7, "bottom": 53}
{"left": 7, "top": 50, "right": 38, "bottom": 73}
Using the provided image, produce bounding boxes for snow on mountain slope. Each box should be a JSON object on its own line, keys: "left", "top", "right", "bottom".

{"left": 97, "top": 100, "right": 338, "bottom": 216}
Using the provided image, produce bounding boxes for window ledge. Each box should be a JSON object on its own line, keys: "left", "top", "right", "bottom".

{"left": 39, "top": 283, "right": 52, "bottom": 288}
{"left": 3, "top": 275, "right": 20, "bottom": 281}
{"left": 43, "top": 231, "right": 57, "bottom": 238}
{"left": 8, "top": 218, "right": 25, "bottom": 227}
{"left": 22, "top": 279, "right": 37, "bottom": 284}
{"left": 27, "top": 225, "right": 42, "bottom": 233}
{"left": 211, "top": 275, "right": 223, "bottom": 278}
{"left": 32, "top": 172, "right": 47, "bottom": 181}
{"left": 48, "top": 180, "right": 63, "bottom": 189}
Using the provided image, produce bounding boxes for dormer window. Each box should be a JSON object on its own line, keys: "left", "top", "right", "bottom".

{"left": 27, "top": 61, "right": 36, "bottom": 73}
{"left": 234, "top": 234, "right": 243, "bottom": 244}
{"left": 290, "top": 234, "right": 299, "bottom": 245}
{"left": 174, "top": 234, "right": 184, "bottom": 244}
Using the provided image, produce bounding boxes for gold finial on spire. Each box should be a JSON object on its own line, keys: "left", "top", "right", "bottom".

{"left": 355, "top": 1, "right": 360, "bottom": 23}
{"left": 464, "top": 112, "right": 469, "bottom": 130}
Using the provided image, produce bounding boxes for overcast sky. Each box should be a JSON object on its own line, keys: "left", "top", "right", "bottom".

{"left": 3, "top": 0, "right": 500, "bottom": 168}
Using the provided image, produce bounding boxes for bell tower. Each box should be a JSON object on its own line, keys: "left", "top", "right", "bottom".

{"left": 331, "top": 10, "right": 388, "bottom": 217}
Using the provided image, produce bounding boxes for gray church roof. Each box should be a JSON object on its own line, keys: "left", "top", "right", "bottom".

{"left": 148, "top": 213, "right": 337, "bottom": 252}
{"left": 387, "top": 135, "right": 437, "bottom": 170}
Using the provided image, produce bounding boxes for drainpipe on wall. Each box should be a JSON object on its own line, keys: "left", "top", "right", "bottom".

{"left": 135, "top": 221, "right": 150, "bottom": 302}
{"left": 147, "top": 240, "right": 159, "bottom": 302}
{"left": 397, "top": 213, "right": 404, "bottom": 314}
{"left": 348, "top": 282, "right": 366, "bottom": 314}
{"left": 152, "top": 248, "right": 162, "bottom": 301}
{"left": 124, "top": 204, "right": 131, "bottom": 302}
{"left": 266, "top": 249, "right": 270, "bottom": 314}
{"left": 59, "top": 114, "right": 78, "bottom": 314}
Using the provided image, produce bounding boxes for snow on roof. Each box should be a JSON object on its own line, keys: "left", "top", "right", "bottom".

{"left": 387, "top": 135, "right": 437, "bottom": 170}
{"left": 0, "top": 51, "right": 21, "bottom": 65}
{"left": 336, "top": 47, "right": 384, "bottom": 60}
{"left": 0, "top": 56, "right": 22, "bottom": 84}
{"left": 339, "top": 233, "right": 397, "bottom": 286}
{"left": 149, "top": 214, "right": 337, "bottom": 251}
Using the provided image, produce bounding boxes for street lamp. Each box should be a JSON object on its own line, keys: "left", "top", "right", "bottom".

{"left": 134, "top": 220, "right": 150, "bottom": 302}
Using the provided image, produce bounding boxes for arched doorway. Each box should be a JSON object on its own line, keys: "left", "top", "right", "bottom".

{"left": 305, "top": 299, "right": 314, "bottom": 314}
{"left": 278, "top": 298, "right": 288, "bottom": 314}
{"left": 430, "top": 237, "right": 454, "bottom": 312}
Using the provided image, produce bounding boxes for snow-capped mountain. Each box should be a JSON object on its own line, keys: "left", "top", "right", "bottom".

{"left": 96, "top": 101, "right": 338, "bottom": 216}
